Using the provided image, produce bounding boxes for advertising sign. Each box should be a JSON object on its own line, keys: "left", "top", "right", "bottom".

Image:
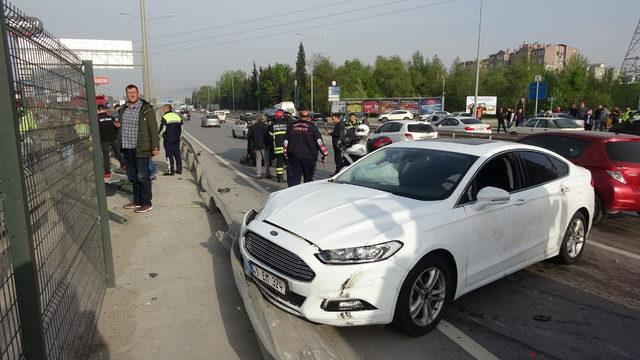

{"left": 363, "top": 100, "right": 379, "bottom": 114}
{"left": 328, "top": 86, "right": 341, "bottom": 102}
{"left": 400, "top": 100, "right": 420, "bottom": 114}
{"left": 379, "top": 100, "right": 399, "bottom": 114}
{"left": 465, "top": 96, "right": 498, "bottom": 115}
{"left": 94, "top": 76, "right": 110, "bottom": 85}
{"left": 331, "top": 101, "right": 346, "bottom": 114}
{"left": 420, "top": 97, "right": 443, "bottom": 114}
{"left": 346, "top": 100, "right": 362, "bottom": 113}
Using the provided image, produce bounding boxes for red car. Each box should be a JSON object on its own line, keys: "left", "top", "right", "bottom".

{"left": 519, "top": 132, "right": 640, "bottom": 223}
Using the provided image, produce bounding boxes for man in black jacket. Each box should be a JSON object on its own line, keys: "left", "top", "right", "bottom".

{"left": 496, "top": 107, "right": 507, "bottom": 134}
{"left": 249, "top": 114, "right": 271, "bottom": 179}
{"left": 284, "top": 110, "right": 329, "bottom": 187}
{"left": 98, "top": 104, "right": 124, "bottom": 181}
{"left": 158, "top": 104, "right": 183, "bottom": 176}
{"left": 327, "top": 113, "right": 345, "bottom": 174}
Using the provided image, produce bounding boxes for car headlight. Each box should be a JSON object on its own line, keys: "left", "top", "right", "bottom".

{"left": 315, "top": 241, "right": 403, "bottom": 264}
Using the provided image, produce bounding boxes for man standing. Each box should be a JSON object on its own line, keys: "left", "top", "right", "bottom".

{"left": 327, "top": 113, "right": 345, "bottom": 174}
{"left": 249, "top": 114, "right": 271, "bottom": 179}
{"left": 97, "top": 104, "right": 124, "bottom": 181}
{"left": 116, "top": 84, "right": 159, "bottom": 213}
{"left": 269, "top": 109, "right": 288, "bottom": 182}
{"left": 594, "top": 105, "right": 603, "bottom": 131}
{"left": 158, "top": 104, "right": 183, "bottom": 176}
{"left": 598, "top": 104, "right": 610, "bottom": 131}
{"left": 515, "top": 108, "right": 524, "bottom": 127}
{"left": 496, "top": 107, "right": 507, "bottom": 134}
{"left": 285, "top": 110, "right": 329, "bottom": 187}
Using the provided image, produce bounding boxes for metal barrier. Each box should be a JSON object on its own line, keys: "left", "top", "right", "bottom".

{"left": 0, "top": 2, "right": 114, "bottom": 359}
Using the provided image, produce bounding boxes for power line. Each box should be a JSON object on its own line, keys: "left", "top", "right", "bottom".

{"left": 149, "top": 0, "right": 360, "bottom": 41}
{"left": 151, "top": 0, "right": 423, "bottom": 49}
{"left": 153, "top": 0, "right": 457, "bottom": 55}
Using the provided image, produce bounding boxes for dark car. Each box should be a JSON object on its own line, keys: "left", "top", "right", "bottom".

{"left": 609, "top": 110, "right": 640, "bottom": 136}
{"left": 519, "top": 132, "right": 640, "bottom": 223}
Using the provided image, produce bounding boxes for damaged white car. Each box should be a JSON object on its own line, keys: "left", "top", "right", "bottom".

{"left": 240, "top": 139, "right": 594, "bottom": 335}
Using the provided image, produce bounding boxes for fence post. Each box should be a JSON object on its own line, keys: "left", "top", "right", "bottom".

{"left": 0, "top": 7, "right": 46, "bottom": 359}
{"left": 83, "top": 60, "right": 116, "bottom": 288}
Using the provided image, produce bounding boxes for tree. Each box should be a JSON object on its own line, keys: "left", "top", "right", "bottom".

{"left": 373, "top": 55, "right": 413, "bottom": 97}
{"left": 310, "top": 55, "right": 336, "bottom": 112}
{"left": 295, "top": 42, "right": 308, "bottom": 108}
{"left": 335, "top": 59, "right": 378, "bottom": 99}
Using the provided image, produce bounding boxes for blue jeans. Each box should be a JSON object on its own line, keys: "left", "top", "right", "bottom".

{"left": 149, "top": 158, "right": 158, "bottom": 175}
{"left": 122, "top": 149, "right": 152, "bottom": 206}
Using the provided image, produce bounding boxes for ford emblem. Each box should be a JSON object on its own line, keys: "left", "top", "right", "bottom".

{"left": 270, "top": 230, "right": 278, "bottom": 236}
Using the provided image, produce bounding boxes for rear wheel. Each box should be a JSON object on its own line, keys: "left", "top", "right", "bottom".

{"left": 392, "top": 255, "right": 450, "bottom": 336}
{"left": 232, "top": 130, "right": 237, "bottom": 138}
{"left": 593, "top": 194, "right": 606, "bottom": 224}
{"left": 403, "top": 117, "right": 410, "bottom": 120}
{"left": 242, "top": 131, "right": 247, "bottom": 138}
{"left": 381, "top": 117, "right": 388, "bottom": 123}
{"left": 556, "top": 212, "right": 587, "bottom": 264}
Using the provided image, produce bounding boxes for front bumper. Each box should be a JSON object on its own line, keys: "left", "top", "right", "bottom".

{"left": 239, "top": 214, "right": 408, "bottom": 326}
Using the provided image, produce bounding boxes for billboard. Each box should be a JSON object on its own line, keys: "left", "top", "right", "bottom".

{"left": 466, "top": 96, "right": 498, "bottom": 115}
{"left": 346, "top": 100, "right": 362, "bottom": 113}
{"left": 331, "top": 101, "right": 346, "bottom": 114}
{"left": 94, "top": 76, "right": 110, "bottom": 85}
{"left": 363, "top": 100, "right": 379, "bottom": 114}
{"left": 400, "top": 100, "right": 420, "bottom": 114}
{"left": 60, "top": 39, "right": 134, "bottom": 69}
{"left": 379, "top": 100, "right": 399, "bottom": 114}
{"left": 420, "top": 97, "right": 443, "bottom": 114}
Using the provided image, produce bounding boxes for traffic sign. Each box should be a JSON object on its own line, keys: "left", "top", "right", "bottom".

{"left": 528, "top": 81, "right": 547, "bottom": 100}
{"left": 328, "top": 86, "right": 340, "bottom": 102}
{"left": 331, "top": 101, "right": 346, "bottom": 113}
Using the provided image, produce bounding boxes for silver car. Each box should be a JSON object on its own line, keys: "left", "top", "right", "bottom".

{"left": 201, "top": 114, "right": 221, "bottom": 127}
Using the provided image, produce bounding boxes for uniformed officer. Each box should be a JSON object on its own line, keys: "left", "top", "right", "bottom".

{"left": 158, "top": 104, "right": 183, "bottom": 176}
{"left": 284, "top": 110, "right": 329, "bottom": 187}
{"left": 344, "top": 112, "right": 360, "bottom": 131}
{"left": 269, "top": 109, "right": 288, "bottom": 182}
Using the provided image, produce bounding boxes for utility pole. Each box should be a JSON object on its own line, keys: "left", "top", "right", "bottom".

{"left": 139, "top": 0, "right": 151, "bottom": 102}
{"left": 232, "top": 74, "right": 235, "bottom": 111}
{"left": 473, "top": 0, "right": 484, "bottom": 116}
{"left": 441, "top": 75, "right": 446, "bottom": 111}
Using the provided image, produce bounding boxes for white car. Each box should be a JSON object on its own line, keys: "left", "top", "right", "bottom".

{"left": 201, "top": 114, "right": 221, "bottom": 127}
{"left": 213, "top": 110, "right": 227, "bottom": 121}
{"left": 378, "top": 110, "right": 414, "bottom": 122}
{"left": 436, "top": 117, "right": 491, "bottom": 134}
{"left": 232, "top": 120, "right": 249, "bottom": 138}
{"left": 420, "top": 111, "right": 450, "bottom": 123}
{"left": 240, "top": 139, "right": 593, "bottom": 335}
{"left": 509, "top": 117, "right": 584, "bottom": 136}
{"left": 368, "top": 121, "right": 438, "bottom": 144}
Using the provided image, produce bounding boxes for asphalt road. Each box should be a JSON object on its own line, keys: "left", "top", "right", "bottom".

{"left": 183, "top": 112, "right": 640, "bottom": 360}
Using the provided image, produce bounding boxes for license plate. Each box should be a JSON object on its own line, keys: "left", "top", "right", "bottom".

{"left": 250, "top": 262, "right": 287, "bottom": 296}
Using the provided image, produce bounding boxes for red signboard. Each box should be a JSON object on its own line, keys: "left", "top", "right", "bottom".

{"left": 379, "top": 100, "right": 399, "bottom": 113}
{"left": 94, "top": 76, "right": 110, "bottom": 85}
{"left": 363, "top": 100, "right": 379, "bottom": 114}
{"left": 400, "top": 100, "right": 419, "bottom": 113}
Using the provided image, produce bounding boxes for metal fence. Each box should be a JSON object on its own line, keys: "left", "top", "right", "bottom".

{"left": 0, "top": 2, "right": 114, "bottom": 359}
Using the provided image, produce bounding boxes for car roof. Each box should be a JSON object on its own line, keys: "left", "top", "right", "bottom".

{"left": 522, "top": 131, "right": 640, "bottom": 142}
{"left": 387, "top": 120, "right": 429, "bottom": 125}
{"left": 389, "top": 138, "right": 544, "bottom": 157}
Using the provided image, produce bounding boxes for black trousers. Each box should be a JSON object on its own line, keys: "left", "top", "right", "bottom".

{"left": 496, "top": 120, "right": 507, "bottom": 133}
{"left": 101, "top": 140, "right": 123, "bottom": 173}
{"left": 163, "top": 138, "right": 182, "bottom": 172}
{"left": 287, "top": 156, "right": 316, "bottom": 187}
{"left": 122, "top": 148, "right": 152, "bottom": 206}
{"left": 332, "top": 142, "right": 343, "bottom": 174}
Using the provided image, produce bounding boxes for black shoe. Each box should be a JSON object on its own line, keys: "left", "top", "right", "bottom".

{"left": 276, "top": 174, "right": 283, "bottom": 183}
{"left": 175, "top": 170, "right": 182, "bottom": 175}
{"left": 162, "top": 171, "right": 174, "bottom": 176}
{"left": 265, "top": 174, "right": 273, "bottom": 179}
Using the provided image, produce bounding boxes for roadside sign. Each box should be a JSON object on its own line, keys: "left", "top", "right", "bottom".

{"left": 331, "top": 101, "right": 346, "bottom": 113}
{"left": 528, "top": 81, "right": 547, "bottom": 100}
{"left": 94, "top": 76, "right": 110, "bottom": 85}
{"left": 328, "top": 86, "right": 340, "bottom": 102}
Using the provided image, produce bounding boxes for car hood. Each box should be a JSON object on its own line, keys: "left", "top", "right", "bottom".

{"left": 259, "top": 181, "right": 446, "bottom": 249}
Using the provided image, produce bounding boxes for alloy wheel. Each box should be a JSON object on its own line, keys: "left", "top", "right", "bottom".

{"left": 566, "top": 218, "right": 585, "bottom": 258}
{"left": 409, "top": 267, "right": 446, "bottom": 326}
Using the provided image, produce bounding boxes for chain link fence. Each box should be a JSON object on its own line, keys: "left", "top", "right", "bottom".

{"left": 0, "top": 1, "right": 114, "bottom": 359}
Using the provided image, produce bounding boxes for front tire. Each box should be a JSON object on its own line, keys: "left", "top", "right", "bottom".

{"left": 556, "top": 212, "right": 587, "bottom": 264}
{"left": 392, "top": 255, "right": 451, "bottom": 336}
{"left": 381, "top": 117, "right": 388, "bottom": 123}
{"left": 232, "top": 130, "right": 237, "bottom": 138}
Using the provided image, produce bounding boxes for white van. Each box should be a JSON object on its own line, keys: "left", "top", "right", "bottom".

{"left": 273, "top": 101, "right": 297, "bottom": 117}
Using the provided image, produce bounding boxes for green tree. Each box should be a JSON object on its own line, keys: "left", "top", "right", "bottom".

{"left": 335, "top": 59, "right": 378, "bottom": 98}
{"left": 310, "top": 55, "right": 336, "bottom": 112}
{"left": 373, "top": 55, "right": 413, "bottom": 97}
{"left": 295, "top": 42, "right": 308, "bottom": 108}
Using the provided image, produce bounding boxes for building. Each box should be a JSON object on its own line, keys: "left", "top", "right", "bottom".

{"left": 589, "top": 63, "right": 620, "bottom": 80}
{"left": 487, "top": 49, "right": 511, "bottom": 69}
{"left": 531, "top": 44, "right": 578, "bottom": 71}
{"left": 462, "top": 58, "right": 488, "bottom": 70}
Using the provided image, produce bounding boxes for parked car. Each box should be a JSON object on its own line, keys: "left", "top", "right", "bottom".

{"left": 232, "top": 120, "right": 249, "bottom": 138}
{"left": 180, "top": 109, "right": 190, "bottom": 121}
{"left": 239, "top": 112, "right": 258, "bottom": 122}
{"left": 213, "top": 110, "right": 227, "bottom": 122}
{"left": 519, "top": 132, "right": 640, "bottom": 222}
{"left": 420, "top": 111, "right": 450, "bottom": 123}
{"left": 436, "top": 117, "right": 491, "bottom": 134}
{"left": 451, "top": 111, "right": 471, "bottom": 118}
{"left": 201, "top": 114, "right": 221, "bottom": 127}
{"left": 240, "top": 139, "right": 593, "bottom": 335}
{"left": 378, "top": 110, "right": 414, "bottom": 122}
{"left": 312, "top": 112, "right": 326, "bottom": 122}
{"left": 509, "top": 117, "right": 583, "bottom": 136}
{"left": 368, "top": 121, "right": 438, "bottom": 145}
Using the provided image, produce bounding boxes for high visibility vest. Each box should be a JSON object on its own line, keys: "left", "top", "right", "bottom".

{"left": 162, "top": 112, "right": 182, "bottom": 123}
{"left": 621, "top": 110, "right": 632, "bottom": 121}
{"left": 18, "top": 110, "right": 37, "bottom": 133}
{"left": 344, "top": 119, "right": 360, "bottom": 130}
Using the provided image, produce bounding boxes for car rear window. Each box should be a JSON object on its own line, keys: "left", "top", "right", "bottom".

{"left": 461, "top": 118, "right": 482, "bottom": 124}
{"left": 605, "top": 142, "right": 640, "bottom": 163}
{"left": 520, "top": 135, "right": 590, "bottom": 160}
{"left": 407, "top": 124, "right": 435, "bottom": 133}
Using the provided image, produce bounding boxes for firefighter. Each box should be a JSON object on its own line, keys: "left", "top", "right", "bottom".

{"left": 158, "top": 104, "right": 183, "bottom": 176}
{"left": 284, "top": 110, "right": 329, "bottom": 187}
{"left": 269, "top": 109, "right": 288, "bottom": 182}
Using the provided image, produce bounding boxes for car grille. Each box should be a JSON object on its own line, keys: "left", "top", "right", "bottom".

{"left": 244, "top": 231, "right": 316, "bottom": 282}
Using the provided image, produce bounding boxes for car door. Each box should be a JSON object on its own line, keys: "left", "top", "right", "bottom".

{"left": 521, "top": 119, "right": 539, "bottom": 133}
{"left": 386, "top": 122, "right": 404, "bottom": 142}
{"left": 368, "top": 122, "right": 394, "bottom": 142}
{"left": 459, "top": 152, "right": 524, "bottom": 288}
{"left": 533, "top": 119, "right": 551, "bottom": 133}
{"left": 513, "top": 150, "right": 569, "bottom": 260}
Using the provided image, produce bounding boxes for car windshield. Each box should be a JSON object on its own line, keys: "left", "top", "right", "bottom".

{"left": 407, "top": 124, "right": 435, "bottom": 133}
{"left": 206, "top": 115, "right": 217, "bottom": 119}
{"left": 605, "top": 142, "right": 640, "bottom": 163}
{"left": 334, "top": 147, "right": 478, "bottom": 201}
{"left": 461, "top": 118, "right": 482, "bottom": 124}
{"left": 553, "top": 118, "right": 581, "bottom": 128}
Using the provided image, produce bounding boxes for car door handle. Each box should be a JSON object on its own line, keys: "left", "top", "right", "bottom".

{"left": 561, "top": 186, "right": 571, "bottom": 193}
{"left": 514, "top": 199, "right": 527, "bottom": 206}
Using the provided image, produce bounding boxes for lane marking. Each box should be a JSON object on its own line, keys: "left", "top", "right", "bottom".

{"left": 183, "top": 130, "right": 270, "bottom": 195}
{"left": 589, "top": 241, "right": 640, "bottom": 261}
{"left": 437, "top": 320, "right": 500, "bottom": 360}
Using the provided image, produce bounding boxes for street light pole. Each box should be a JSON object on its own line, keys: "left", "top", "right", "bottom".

{"left": 441, "top": 75, "right": 446, "bottom": 111}
{"left": 473, "top": 0, "right": 484, "bottom": 116}
{"left": 232, "top": 74, "right": 235, "bottom": 111}
{"left": 139, "top": 0, "right": 152, "bottom": 102}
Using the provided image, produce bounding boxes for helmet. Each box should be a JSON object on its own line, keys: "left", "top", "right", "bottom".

{"left": 355, "top": 124, "right": 370, "bottom": 137}
{"left": 274, "top": 109, "right": 285, "bottom": 119}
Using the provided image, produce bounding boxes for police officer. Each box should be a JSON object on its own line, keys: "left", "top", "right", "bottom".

{"left": 284, "top": 110, "right": 329, "bottom": 187}
{"left": 344, "top": 112, "right": 360, "bottom": 131}
{"left": 269, "top": 109, "right": 288, "bottom": 182}
{"left": 327, "top": 113, "right": 345, "bottom": 174}
{"left": 158, "top": 104, "right": 183, "bottom": 176}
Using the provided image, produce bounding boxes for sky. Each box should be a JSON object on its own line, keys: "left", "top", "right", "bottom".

{"left": 15, "top": 0, "right": 640, "bottom": 100}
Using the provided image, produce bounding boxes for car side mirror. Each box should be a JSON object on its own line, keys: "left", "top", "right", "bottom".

{"left": 474, "top": 187, "right": 510, "bottom": 210}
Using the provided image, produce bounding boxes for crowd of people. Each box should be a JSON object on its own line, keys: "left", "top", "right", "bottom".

{"left": 568, "top": 102, "right": 634, "bottom": 131}
{"left": 98, "top": 84, "right": 183, "bottom": 214}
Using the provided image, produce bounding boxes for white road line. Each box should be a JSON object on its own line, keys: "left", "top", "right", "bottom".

{"left": 590, "top": 241, "right": 640, "bottom": 261}
{"left": 437, "top": 320, "right": 500, "bottom": 360}
{"left": 183, "top": 130, "right": 270, "bottom": 195}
